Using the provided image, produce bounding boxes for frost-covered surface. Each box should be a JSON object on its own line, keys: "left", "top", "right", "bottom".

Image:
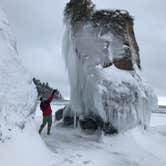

{"left": 0, "top": 121, "right": 57, "bottom": 166}
{"left": 0, "top": 104, "right": 166, "bottom": 166}
{"left": 97, "top": 65, "right": 157, "bottom": 131}
{"left": 41, "top": 126, "right": 166, "bottom": 166}
{"left": 0, "top": 9, "right": 36, "bottom": 142}
{"left": 63, "top": 2, "right": 157, "bottom": 131}
{"left": 35, "top": 105, "right": 166, "bottom": 166}
{"left": 63, "top": 25, "right": 157, "bottom": 131}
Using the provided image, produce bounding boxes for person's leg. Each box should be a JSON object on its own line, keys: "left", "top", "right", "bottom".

{"left": 39, "top": 116, "right": 47, "bottom": 134}
{"left": 47, "top": 115, "right": 52, "bottom": 135}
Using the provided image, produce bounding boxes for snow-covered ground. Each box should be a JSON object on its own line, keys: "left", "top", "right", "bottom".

{"left": 34, "top": 104, "right": 166, "bottom": 166}
{"left": 0, "top": 103, "right": 166, "bottom": 166}
{"left": 158, "top": 96, "right": 166, "bottom": 106}
{"left": 0, "top": 8, "right": 36, "bottom": 142}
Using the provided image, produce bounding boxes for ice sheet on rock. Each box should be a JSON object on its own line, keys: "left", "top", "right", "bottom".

{"left": 97, "top": 65, "right": 157, "bottom": 131}
{"left": 63, "top": 3, "right": 157, "bottom": 131}
{"left": 0, "top": 8, "right": 36, "bottom": 142}
{"left": 63, "top": 20, "right": 157, "bottom": 131}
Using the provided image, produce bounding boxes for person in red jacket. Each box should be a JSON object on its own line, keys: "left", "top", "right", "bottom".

{"left": 39, "top": 90, "right": 56, "bottom": 135}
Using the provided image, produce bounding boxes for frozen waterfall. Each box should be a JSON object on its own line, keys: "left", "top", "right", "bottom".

{"left": 62, "top": 0, "right": 157, "bottom": 132}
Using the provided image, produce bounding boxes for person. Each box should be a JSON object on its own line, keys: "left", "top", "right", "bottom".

{"left": 39, "top": 90, "right": 56, "bottom": 135}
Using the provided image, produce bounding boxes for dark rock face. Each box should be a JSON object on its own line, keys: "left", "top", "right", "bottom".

{"left": 65, "top": 1, "right": 141, "bottom": 71}
{"left": 79, "top": 116, "right": 118, "bottom": 135}
{"left": 63, "top": 116, "right": 75, "bottom": 126}
{"left": 63, "top": 105, "right": 75, "bottom": 126}
{"left": 91, "top": 10, "right": 140, "bottom": 71}
{"left": 114, "top": 56, "right": 133, "bottom": 71}
{"left": 65, "top": 0, "right": 94, "bottom": 25}
{"left": 79, "top": 115, "right": 104, "bottom": 130}
{"left": 103, "top": 123, "right": 118, "bottom": 135}
{"left": 55, "top": 107, "right": 66, "bottom": 121}
{"left": 79, "top": 117, "right": 98, "bottom": 130}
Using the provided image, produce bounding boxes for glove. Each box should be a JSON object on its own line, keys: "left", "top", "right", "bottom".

{"left": 52, "top": 89, "right": 57, "bottom": 95}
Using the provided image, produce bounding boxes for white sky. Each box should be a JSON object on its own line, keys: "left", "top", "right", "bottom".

{"left": 0, "top": 0, "right": 166, "bottom": 98}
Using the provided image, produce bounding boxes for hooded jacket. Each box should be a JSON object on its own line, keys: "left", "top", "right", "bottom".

{"left": 40, "top": 94, "right": 54, "bottom": 116}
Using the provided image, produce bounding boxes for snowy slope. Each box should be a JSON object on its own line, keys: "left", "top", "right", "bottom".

{"left": 0, "top": 8, "right": 58, "bottom": 166}
{"left": 0, "top": 9, "right": 36, "bottom": 142}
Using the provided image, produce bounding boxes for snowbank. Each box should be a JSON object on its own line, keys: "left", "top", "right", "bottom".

{"left": 0, "top": 8, "right": 59, "bottom": 166}
{"left": 97, "top": 65, "right": 157, "bottom": 131}
{"left": 0, "top": 9, "right": 36, "bottom": 142}
{"left": 0, "top": 121, "right": 58, "bottom": 166}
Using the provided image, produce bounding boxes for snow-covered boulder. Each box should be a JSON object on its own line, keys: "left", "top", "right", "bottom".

{"left": 0, "top": 9, "right": 36, "bottom": 142}
{"left": 63, "top": 0, "right": 157, "bottom": 132}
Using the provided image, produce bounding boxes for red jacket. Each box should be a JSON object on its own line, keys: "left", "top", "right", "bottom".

{"left": 40, "top": 95, "right": 54, "bottom": 116}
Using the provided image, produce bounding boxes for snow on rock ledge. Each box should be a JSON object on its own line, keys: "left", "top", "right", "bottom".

{"left": 0, "top": 9, "right": 36, "bottom": 142}
{"left": 98, "top": 65, "right": 157, "bottom": 131}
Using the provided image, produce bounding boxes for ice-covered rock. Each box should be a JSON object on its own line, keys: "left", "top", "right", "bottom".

{"left": 0, "top": 9, "right": 36, "bottom": 142}
{"left": 63, "top": 0, "right": 157, "bottom": 132}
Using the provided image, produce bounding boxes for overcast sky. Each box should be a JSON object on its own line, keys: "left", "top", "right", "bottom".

{"left": 0, "top": 0, "right": 166, "bottom": 98}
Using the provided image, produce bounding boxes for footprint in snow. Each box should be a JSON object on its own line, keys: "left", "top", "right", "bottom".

{"left": 64, "top": 158, "right": 74, "bottom": 164}
{"left": 76, "top": 153, "right": 82, "bottom": 158}
{"left": 83, "top": 160, "right": 91, "bottom": 165}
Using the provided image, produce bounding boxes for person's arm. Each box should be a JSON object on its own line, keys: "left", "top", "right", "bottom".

{"left": 48, "top": 90, "right": 56, "bottom": 103}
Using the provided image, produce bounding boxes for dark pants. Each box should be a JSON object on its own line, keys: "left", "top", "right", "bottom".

{"left": 39, "top": 115, "right": 52, "bottom": 135}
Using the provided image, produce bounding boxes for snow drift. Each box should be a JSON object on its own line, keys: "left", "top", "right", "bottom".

{"left": 0, "top": 9, "right": 36, "bottom": 142}
{"left": 63, "top": 0, "right": 157, "bottom": 132}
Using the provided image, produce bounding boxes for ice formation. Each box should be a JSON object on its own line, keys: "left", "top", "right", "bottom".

{"left": 0, "top": 9, "right": 36, "bottom": 142}
{"left": 63, "top": 0, "right": 157, "bottom": 131}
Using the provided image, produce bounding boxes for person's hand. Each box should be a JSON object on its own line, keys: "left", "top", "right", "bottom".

{"left": 52, "top": 89, "right": 57, "bottom": 94}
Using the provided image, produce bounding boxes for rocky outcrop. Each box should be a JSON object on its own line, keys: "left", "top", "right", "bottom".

{"left": 91, "top": 9, "right": 140, "bottom": 70}
{"left": 63, "top": 0, "right": 157, "bottom": 133}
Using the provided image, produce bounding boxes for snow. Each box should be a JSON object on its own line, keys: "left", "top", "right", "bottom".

{"left": 0, "top": 99, "right": 166, "bottom": 166}
{"left": 0, "top": 121, "right": 56, "bottom": 166}
{"left": 0, "top": 8, "right": 36, "bottom": 142}
{"left": 150, "top": 113, "right": 166, "bottom": 127}
{"left": 158, "top": 96, "right": 166, "bottom": 105}
{"left": 34, "top": 104, "right": 166, "bottom": 166}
